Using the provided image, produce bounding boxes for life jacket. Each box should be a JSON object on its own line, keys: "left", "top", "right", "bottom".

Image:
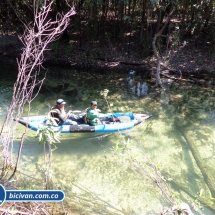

{"left": 50, "top": 106, "right": 63, "bottom": 125}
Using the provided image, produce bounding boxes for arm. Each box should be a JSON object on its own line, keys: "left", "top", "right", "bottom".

{"left": 52, "top": 108, "right": 70, "bottom": 122}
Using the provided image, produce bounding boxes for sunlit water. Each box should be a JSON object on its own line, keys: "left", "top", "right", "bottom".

{"left": 0, "top": 68, "right": 215, "bottom": 215}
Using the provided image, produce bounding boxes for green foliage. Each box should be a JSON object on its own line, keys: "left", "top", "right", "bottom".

{"left": 35, "top": 111, "right": 61, "bottom": 151}
{"left": 197, "top": 188, "right": 215, "bottom": 207}
{"left": 1, "top": 0, "right": 215, "bottom": 57}
{"left": 36, "top": 125, "right": 60, "bottom": 146}
{"left": 155, "top": 161, "right": 163, "bottom": 171}
{"left": 34, "top": 111, "right": 61, "bottom": 189}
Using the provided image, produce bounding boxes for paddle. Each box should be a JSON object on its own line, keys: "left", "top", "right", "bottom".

{"left": 100, "top": 89, "right": 121, "bottom": 123}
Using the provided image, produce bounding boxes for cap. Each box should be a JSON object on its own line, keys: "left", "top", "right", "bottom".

{"left": 91, "top": 101, "right": 97, "bottom": 105}
{"left": 57, "top": 99, "right": 66, "bottom": 104}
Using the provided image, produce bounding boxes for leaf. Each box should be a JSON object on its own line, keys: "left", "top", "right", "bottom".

{"left": 35, "top": 112, "right": 61, "bottom": 149}
{"left": 51, "top": 144, "right": 58, "bottom": 152}
{"left": 53, "top": 136, "right": 61, "bottom": 143}
{"left": 156, "top": 162, "right": 163, "bottom": 170}
{"left": 39, "top": 133, "right": 42, "bottom": 143}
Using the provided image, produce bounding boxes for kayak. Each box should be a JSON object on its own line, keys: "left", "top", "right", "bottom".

{"left": 15, "top": 112, "right": 151, "bottom": 133}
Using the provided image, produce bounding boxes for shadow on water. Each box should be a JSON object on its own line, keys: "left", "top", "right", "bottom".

{"left": 1, "top": 66, "right": 215, "bottom": 214}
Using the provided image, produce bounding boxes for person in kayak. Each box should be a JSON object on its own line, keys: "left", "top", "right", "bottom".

{"left": 51, "top": 99, "right": 77, "bottom": 125}
{"left": 85, "top": 101, "right": 101, "bottom": 125}
{"left": 85, "top": 101, "right": 120, "bottom": 125}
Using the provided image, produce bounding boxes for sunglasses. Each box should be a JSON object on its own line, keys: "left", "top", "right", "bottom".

{"left": 92, "top": 104, "right": 97, "bottom": 106}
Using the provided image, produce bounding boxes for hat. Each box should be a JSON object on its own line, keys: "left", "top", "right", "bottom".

{"left": 57, "top": 99, "right": 66, "bottom": 104}
{"left": 91, "top": 101, "right": 97, "bottom": 105}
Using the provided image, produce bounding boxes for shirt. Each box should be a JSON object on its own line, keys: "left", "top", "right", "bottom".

{"left": 86, "top": 107, "right": 100, "bottom": 125}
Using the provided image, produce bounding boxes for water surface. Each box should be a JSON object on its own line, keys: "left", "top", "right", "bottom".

{"left": 0, "top": 68, "right": 215, "bottom": 214}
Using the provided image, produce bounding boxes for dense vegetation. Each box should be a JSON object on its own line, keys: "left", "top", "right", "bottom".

{"left": 1, "top": 0, "right": 215, "bottom": 58}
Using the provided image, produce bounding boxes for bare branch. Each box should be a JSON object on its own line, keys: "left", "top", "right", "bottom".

{"left": 0, "top": 0, "right": 76, "bottom": 180}
{"left": 152, "top": 9, "right": 174, "bottom": 87}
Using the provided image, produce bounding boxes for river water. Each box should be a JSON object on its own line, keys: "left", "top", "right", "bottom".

{"left": 0, "top": 66, "right": 215, "bottom": 215}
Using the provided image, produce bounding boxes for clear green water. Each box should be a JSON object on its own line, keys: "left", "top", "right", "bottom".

{"left": 0, "top": 68, "right": 215, "bottom": 214}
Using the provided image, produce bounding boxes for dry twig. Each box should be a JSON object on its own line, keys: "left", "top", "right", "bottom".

{"left": 0, "top": 0, "right": 75, "bottom": 182}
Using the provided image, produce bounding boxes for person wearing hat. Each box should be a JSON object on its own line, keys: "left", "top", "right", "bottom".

{"left": 85, "top": 101, "right": 102, "bottom": 125}
{"left": 51, "top": 99, "right": 77, "bottom": 125}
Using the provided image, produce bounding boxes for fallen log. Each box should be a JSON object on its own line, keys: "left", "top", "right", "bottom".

{"left": 175, "top": 122, "right": 215, "bottom": 198}
{"left": 94, "top": 57, "right": 149, "bottom": 66}
{"left": 160, "top": 71, "right": 194, "bottom": 83}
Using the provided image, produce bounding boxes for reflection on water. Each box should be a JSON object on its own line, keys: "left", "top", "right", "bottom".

{"left": 1, "top": 68, "right": 215, "bottom": 214}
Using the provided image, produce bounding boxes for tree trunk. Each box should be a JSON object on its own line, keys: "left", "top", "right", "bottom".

{"left": 140, "top": 0, "right": 148, "bottom": 56}
{"left": 152, "top": 9, "right": 174, "bottom": 87}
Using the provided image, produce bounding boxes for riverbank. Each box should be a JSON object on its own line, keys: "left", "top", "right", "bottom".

{"left": 0, "top": 34, "right": 215, "bottom": 83}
